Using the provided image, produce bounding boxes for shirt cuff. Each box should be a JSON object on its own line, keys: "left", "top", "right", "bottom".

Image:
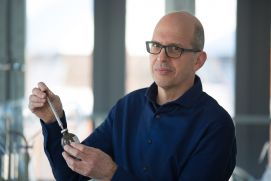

{"left": 40, "top": 111, "right": 67, "bottom": 166}
{"left": 40, "top": 111, "right": 67, "bottom": 140}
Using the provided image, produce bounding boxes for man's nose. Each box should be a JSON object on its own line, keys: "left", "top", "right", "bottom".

{"left": 157, "top": 48, "right": 168, "bottom": 61}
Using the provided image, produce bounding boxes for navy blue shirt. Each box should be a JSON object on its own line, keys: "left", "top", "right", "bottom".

{"left": 41, "top": 75, "right": 236, "bottom": 181}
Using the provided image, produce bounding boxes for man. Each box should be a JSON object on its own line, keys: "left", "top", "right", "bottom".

{"left": 29, "top": 11, "right": 236, "bottom": 181}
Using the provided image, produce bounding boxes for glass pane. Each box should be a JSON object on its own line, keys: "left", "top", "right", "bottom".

{"left": 196, "top": 0, "right": 237, "bottom": 116}
{"left": 126, "top": 0, "right": 165, "bottom": 93}
{"left": 25, "top": 0, "right": 94, "bottom": 180}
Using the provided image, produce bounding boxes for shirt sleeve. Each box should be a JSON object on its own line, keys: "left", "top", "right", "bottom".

{"left": 82, "top": 105, "right": 140, "bottom": 180}
{"left": 178, "top": 116, "right": 237, "bottom": 181}
{"left": 41, "top": 112, "right": 90, "bottom": 181}
{"left": 42, "top": 104, "right": 140, "bottom": 181}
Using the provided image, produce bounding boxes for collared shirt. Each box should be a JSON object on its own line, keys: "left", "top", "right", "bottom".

{"left": 42, "top": 75, "right": 236, "bottom": 181}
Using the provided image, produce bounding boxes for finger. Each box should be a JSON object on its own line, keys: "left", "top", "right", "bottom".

{"left": 64, "top": 144, "right": 86, "bottom": 160}
{"left": 70, "top": 142, "right": 97, "bottom": 154}
{"left": 37, "top": 82, "right": 55, "bottom": 98}
{"left": 63, "top": 151, "right": 95, "bottom": 177}
{"left": 32, "top": 87, "right": 46, "bottom": 99}
{"left": 62, "top": 151, "right": 81, "bottom": 162}
{"left": 29, "top": 94, "right": 46, "bottom": 104}
{"left": 62, "top": 152, "right": 83, "bottom": 173}
{"left": 29, "top": 101, "right": 46, "bottom": 111}
{"left": 28, "top": 95, "right": 46, "bottom": 110}
{"left": 70, "top": 142, "right": 85, "bottom": 151}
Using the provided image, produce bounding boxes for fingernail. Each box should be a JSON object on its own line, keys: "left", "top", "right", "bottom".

{"left": 71, "top": 142, "right": 80, "bottom": 147}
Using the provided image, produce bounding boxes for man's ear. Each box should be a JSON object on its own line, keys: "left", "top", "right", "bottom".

{"left": 194, "top": 51, "right": 207, "bottom": 71}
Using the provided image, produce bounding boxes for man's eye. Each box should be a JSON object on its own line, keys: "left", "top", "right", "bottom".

{"left": 172, "top": 46, "right": 180, "bottom": 51}
{"left": 168, "top": 46, "right": 181, "bottom": 52}
{"left": 152, "top": 43, "right": 161, "bottom": 48}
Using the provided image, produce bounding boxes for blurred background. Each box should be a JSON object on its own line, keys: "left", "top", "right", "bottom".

{"left": 0, "top": 0, "right": 270, "bottom": 180}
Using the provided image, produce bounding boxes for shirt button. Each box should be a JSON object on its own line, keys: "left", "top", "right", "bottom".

{"left": 156, "top": 114, "right": 160, "bottom": 119}
{"left": 147, "top": 139, "right": 152, "bottom": 144}
{"left": 143, "top": 166, "right": 148, "bottom": 172}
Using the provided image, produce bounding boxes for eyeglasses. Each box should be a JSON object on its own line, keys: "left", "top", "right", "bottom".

{"left": 146, "top": 41, "right": 201, "bottom": 58}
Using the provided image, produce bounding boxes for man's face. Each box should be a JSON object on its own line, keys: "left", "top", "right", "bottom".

{"left": 150, "top": 16, "right": 199, "bottom": 91}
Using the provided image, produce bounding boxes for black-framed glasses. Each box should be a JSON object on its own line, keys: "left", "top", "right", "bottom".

{"left": 146, "top": 41, "right": 201, "bottom": 58}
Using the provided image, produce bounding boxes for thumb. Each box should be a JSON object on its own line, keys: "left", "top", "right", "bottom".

{"left": 37, "top": 82, "right": 54, "bottom": 98}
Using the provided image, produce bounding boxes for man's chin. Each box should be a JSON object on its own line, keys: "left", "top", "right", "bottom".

{"left": 155, "top": 80, "right": 172, "bottom": 89}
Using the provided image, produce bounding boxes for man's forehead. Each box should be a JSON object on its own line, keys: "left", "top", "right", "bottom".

{"left": 154, "top": 14, "right": 195, "bottom": 36}
{"left": 152, "top": 22, "right": 194, "bottom": 46}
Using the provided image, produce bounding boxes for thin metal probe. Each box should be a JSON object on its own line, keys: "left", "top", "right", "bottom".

{"left": 47, "top": 97, "right": 64, "bottom": 130}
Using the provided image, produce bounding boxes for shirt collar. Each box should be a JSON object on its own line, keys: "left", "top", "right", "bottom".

{"left": 145, "top": 75, "right": 203, "bottom": 108}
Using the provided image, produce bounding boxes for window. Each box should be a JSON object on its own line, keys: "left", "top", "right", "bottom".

{"left": 25, "top": 0, "right": 94, "bottom": 180}
{"left": 125, "top": 0, "right": 165, "bottom": 93}
{"left": 196, "top": 0, "right": 236, "bottom": 116}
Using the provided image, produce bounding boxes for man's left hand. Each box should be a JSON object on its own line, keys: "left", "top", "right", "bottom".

{"left": 62, "top": 142, "right": 117, "bottom": 181}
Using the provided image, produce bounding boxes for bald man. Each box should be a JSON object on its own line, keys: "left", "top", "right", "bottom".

{"left": 29, "top": 11, "right": 236, "bottom": 181}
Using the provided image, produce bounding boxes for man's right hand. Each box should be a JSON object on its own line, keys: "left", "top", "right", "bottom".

{"left": 29, "top": 82, "right": 63, "bottom": 124}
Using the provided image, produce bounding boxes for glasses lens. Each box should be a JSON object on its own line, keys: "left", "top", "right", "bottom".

{"left": 166, "top": 46, "right": 182, "bottom": 58}
{"left": 147, "top": 42, "right": 161, "bottom": 54}
{"left": 146, "top": 41, "right": 183, "bottom": 58}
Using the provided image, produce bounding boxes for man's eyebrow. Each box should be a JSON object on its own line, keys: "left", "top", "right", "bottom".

{"left": 150, "top": 40, "right": 160, "bottom": 44}
{"left": 152, "top": 40, "right": 184, "bottom": 47}
{"left": 168, "top": 43, "right": 182, "bottom": 47}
